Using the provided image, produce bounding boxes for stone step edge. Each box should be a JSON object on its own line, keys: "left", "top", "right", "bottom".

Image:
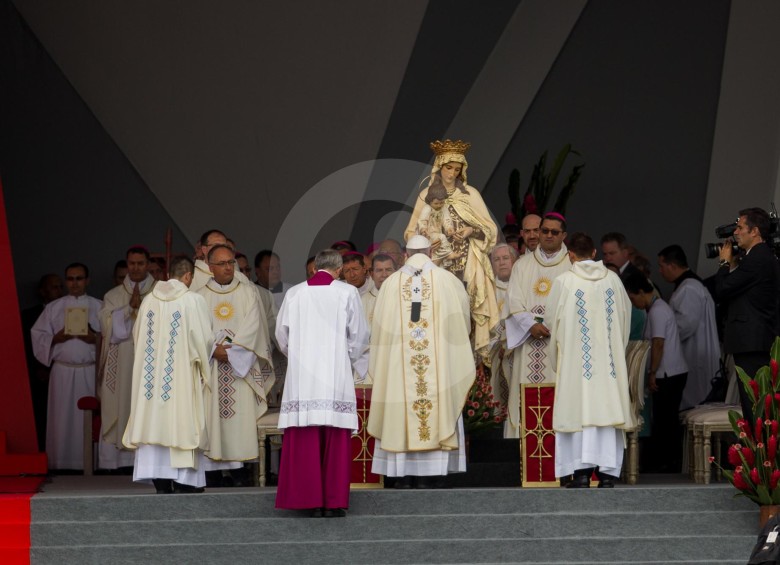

{"left": 31, "top": 509, "right": 756, "bottom": 525}
{"left": 33, "top": 534, "right": 757, "bottom": 549}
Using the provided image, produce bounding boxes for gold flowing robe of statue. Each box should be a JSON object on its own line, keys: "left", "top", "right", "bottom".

{"left": 405, "top": 185, "right": 499, "bottom": 355}
{"left": 367, "top": 253, "right": 475, "bottom": 452}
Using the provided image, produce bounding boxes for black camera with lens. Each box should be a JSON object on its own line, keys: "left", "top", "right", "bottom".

{"left": 704, "top": 205, "right": 780, "bottom": 259}
{"left": 704, "top": 222, "right": 739, "bottom": 259}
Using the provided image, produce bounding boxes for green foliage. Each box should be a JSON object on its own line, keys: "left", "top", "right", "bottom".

{"left": 506, "top": 144, "right": 585, "bottom": 220}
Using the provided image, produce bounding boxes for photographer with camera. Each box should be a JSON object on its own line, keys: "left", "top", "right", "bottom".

{"left": 715, "top": 207, "right": 780, "bottom": 421}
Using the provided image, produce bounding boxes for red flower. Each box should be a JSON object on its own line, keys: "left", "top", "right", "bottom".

{"left": 734, "top": 472, "right": 750, "bottom": 491}
{"left": 738, "top": 419, "right": 753, "bottom": 439}
{"left": 482, "top": 412, "right": 489, "bottom": 419}
{"left": 467, "top": 409, "right": 475, "bottom": 417}
{"left": 775, "top": 393, "right": 780, "bottom": 407}
{"left": 476, "top": 391, "right": 483, "bottom": 399}
{"left": 523, "top": 193, "right": 538, "bottom": 215}
{"left": 767, "top": 395, "right": 774, "bottom": 420}
{"left": 728, "top": 444, "right": 742, "bottom": 466}
{"left": 494, "top": 416, "right": 502, "bottom": 423}
{"left": 757, "top": 418, "right": 764, "bottom": 442}
{"left": 770, "top": 435, "right": 777, "bottom": 461}
{"left": 708, "top": 456, "right": 715, "bottom": 463}
{"left": 751, "top": 467, "right": 760, "bottom": 485}
{"left": 750, "top": 380, "right": 760, "bottom": 399}
{"left": 765, "top": 460, "right": 773, "bottom": 468}
{"left": 772, "top": 359, "right": 779, "bottom": 386}
{"left": 743, "top": 447, "right": 756, "bottom": 467}
{"left": 772, "top": 470, "right": 780, "bottom": 489}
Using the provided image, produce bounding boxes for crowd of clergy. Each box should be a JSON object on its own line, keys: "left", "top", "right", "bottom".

{"left": 24, "top": 140, "right": 752, "bottom": 515}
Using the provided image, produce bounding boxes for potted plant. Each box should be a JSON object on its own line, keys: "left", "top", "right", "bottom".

{"left": 710, "top": 337, "right": 780, "bottom": 526}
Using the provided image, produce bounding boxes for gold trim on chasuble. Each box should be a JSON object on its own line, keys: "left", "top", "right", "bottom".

{"left": 401, "top": 274, "right": 439, "bottom": 450}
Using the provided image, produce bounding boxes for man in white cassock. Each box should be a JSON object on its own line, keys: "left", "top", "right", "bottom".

{"left": 98, "top": 246, "right": 157, "bottom": 469}
{"left": 191, "top": 229, "right": 256, "bottom": 292}
{"left": 122, "top": 256, "right": 213, "bottom": 493}
{"left": 657, "top": 245, "right": 720, "bottom": 409}
{"left": 368, "top": 235, "right": 475, "bottom": 489}
{"left": 32, "top": 262, "right": 101, "bottom": 470}
{"left": 505, "top": 213, "right": 572, "bottom": 437}
{"left": 545, "top": 233, "right": 634, "bottom": 488}
{"left": 197, "top": 244, "right": 274, "bottom": 476}
{"left": 275, "top": 249, "right": 369, "bottom": 516}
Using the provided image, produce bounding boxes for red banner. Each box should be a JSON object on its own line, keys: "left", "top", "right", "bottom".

{"left": 350, "top": 386, "right": 382, "bottom": 488}
{"left": 521, "top": 383, "right": 558, "bottom": 487}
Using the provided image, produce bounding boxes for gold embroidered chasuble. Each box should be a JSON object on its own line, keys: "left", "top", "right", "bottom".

{"left": 404, "top": 184, "right": 499, "bottom": 355}
{"left": 367, "top": 253, "right": 475, "bottom": 452}
{"left": 197, "top": 277, "right": 274, "bottom": 461}
{"left": 98, "top": 274, "right": 156, "bottom": 452}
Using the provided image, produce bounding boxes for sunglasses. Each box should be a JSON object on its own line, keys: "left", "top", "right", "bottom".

{"left": 540, "top": 228, "right": 562, "bottom": 236}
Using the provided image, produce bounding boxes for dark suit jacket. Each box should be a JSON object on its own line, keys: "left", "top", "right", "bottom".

{"left": 715, "top": 242, "right": 780, "bottom": 354}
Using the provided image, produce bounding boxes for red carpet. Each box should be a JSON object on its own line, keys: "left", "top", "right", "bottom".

{"left": 0, "top": 477, "right": 45, "bottom": 493}
{"left": 0, "top": 493, "right": 32, "bottom": 565}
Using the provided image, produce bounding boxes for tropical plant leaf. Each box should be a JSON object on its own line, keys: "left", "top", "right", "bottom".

{"left": 757, "top": 484, "right": 773, "bottom": 505}
{"left": 552, "top": 163, "right": 585, "bottom": 215}
{"left": 508, "top": 169, "right": 521, "bottom": 217}
{"left": 546, "top": 143, "right": 572, "bottom": 194}
{"left": 772, "top": 336, "right": 780, "bottom": 366}
{"left": 737, "top": 366, "right": 756, "bottom": 403}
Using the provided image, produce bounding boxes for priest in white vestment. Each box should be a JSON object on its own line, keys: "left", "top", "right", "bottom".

{"left": 98, "top": 246, "right": 156, "bottom": 469}
{"left": 190, "top": 229, "right": 253, "bottom": 292}
{"left": 545, "top": 233, "right": 634, "bottom": 487}
{"left": 275, "top": 249, "right": 369, "bottom": 516}
{"left": 122, "top": 256, "right": 213, "bottom": 493}
{"left": 368, "top": 236, "right": 475, "bottom": 488}
{"left": 342, "top": 252, "right": 376, "bottom": 297}
{"left": 487, "top": 244, "right": 517, "bottom": 438}
{"left": 361, "top": 253, "right": 397, "bottom": 326}
{"left": 657, "top": 245, "right": 720, "bottom": 409}
{"left": 197, "top": 244, "right": 274, "bottom": 468}
{"left": 31, "top": 262, "right": 101, "bottom": 470}
{"left": 505, "top": 214, "right": 572, "bottom": 437}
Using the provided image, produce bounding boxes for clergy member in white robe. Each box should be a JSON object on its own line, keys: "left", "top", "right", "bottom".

{"left": 275, "top": 249, "right": 369, "bottom": 515}
{"left": 31, "top": 262, "right": 101, "bottom": 470}
{"left": 545, "top": 233, "right": 634, "bottom": 487}
{"left": 98, "top": 247, "right": 156, "bottom": 469}
{"left": 488, "top": 244, "right": 517, "bottom": 438}
{"left": 368, "top": 236, "right": 475, "bottom": 487}
{"left": 505, "top": 214, "right": 572, "bottom": 437}
{"left": 658, "top": 245, "right": 720, "bottom": 409}
{"left": 122, "top": 256, "right": 214, "bottom": 493}
{"left": 190, "top": 229, "right": 253, "bottom": 292}
{"left": 197, "top": 244, "right": 274, "bottom": 467}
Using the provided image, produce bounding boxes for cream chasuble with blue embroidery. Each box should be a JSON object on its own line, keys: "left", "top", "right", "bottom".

{"left": 122, "top": 279, "right": 213, "bottom": 467}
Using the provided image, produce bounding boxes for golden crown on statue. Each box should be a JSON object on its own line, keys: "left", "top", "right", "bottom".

{"left": 430, "top": 139, "right": 471, "bottom": 156}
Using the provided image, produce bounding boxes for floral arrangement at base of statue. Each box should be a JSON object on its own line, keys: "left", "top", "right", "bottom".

{"left": 463, "top": 367, "right": 507, "bottom": 434}
{"left": 709, "top": 337, "right": 780, "bottom": 506}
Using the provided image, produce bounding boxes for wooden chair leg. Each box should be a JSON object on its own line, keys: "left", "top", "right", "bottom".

{"left": 83, "top": 409, "right": 93, "bottom": 476}
{"left": 258, "top": 429, "right": 267, "bottom": 487}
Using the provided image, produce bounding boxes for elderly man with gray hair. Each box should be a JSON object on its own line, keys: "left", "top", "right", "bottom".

{"left": 275, "top": 249, "right": 369, "bottom": 517}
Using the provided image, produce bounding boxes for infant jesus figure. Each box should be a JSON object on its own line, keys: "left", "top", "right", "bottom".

{"left": 416, "top": 181, "right": 462, "bottom": 266}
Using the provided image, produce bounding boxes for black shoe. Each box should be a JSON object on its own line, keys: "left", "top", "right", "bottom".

{"left": 566, "top": 474, "right": 590, "bottom": 488}
{"left": 152, "top": 479, "right": 173, "bottom": 494}
{"left": 394, "top": 476, "right": 414, "bottom": 489}
{"left": 311, "top": 508, "right": 324, "bottom": 518}
{"left": 324, "top": 508, "right": 347, "bottom": 518}
{"left": 597, "top": 477, "right": 615, "bottom": 488}
{"left": 172, "top": 481, "right": 205, "bottom": 494}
